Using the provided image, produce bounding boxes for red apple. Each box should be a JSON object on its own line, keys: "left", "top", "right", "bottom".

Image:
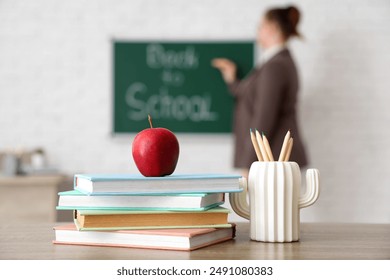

{"left": 132, "top": 115, "right": 180, "bottom": 177}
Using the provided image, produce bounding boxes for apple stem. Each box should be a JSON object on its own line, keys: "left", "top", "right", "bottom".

{"left": 148, "top": 115, "right": 153, "bottom": 128}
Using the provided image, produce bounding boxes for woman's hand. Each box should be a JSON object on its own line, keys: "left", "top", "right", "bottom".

{"left": 212, "top": 58, "right": 237, "bottom": 84}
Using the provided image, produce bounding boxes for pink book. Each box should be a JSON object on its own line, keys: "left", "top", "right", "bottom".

{"left": 53, "top": 223, "right": 236, "bottom": 251}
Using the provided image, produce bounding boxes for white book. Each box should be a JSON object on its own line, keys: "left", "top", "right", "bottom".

{"left": 74, "top": 173, "right": 243, "bottom": 195}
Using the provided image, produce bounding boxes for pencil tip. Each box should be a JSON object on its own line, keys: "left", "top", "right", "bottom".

{"left": 250, "top": 128, "right": 252, "bottom": 133}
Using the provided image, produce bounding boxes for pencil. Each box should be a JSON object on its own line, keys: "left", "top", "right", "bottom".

{"left": 262, "top": 132, "right": 274, "bottom": 161}
{"left": 250, "top": 129, "right": 263, "bottom": 161}
{"left": 284, "top": 138, "right": 293, "bottom": 161}
{"left": 255, "top": 129, "right": 269, "bottom": 161}
{"left": 278, "top": 130, "right": 291, "bottom": 161}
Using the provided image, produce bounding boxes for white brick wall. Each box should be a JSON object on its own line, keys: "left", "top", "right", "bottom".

{"left": 1, "top": 0, "right": 389, "bottom": 223}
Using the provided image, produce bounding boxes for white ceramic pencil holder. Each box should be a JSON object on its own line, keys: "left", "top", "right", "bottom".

{"left": 230, "top": 161, "right": 320, "bottom": 242}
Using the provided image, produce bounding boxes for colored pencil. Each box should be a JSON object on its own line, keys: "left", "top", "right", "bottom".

{"left": 262, "top": 132, "right": 274, "bottom": 161}
{"left": 278, "top": 130, "right": 291, "bottom": 161}
{"left": 255, "top": 129, "right": 269, "bottom": 161}
{"left": 284, "top": 138, "right": 294, "bottom": 161}
{"left": 250, "top": 129, "right": 263, "bottom": 161}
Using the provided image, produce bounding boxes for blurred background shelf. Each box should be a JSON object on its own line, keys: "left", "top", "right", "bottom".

{"left": 0, "top": 174, "right": 73, "bottom": 223}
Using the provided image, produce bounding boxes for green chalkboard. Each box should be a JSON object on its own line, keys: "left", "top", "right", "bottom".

{"left": 113, "top": 41, "right": 254, "bottom": 133}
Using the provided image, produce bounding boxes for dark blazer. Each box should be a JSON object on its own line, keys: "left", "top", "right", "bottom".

{"left": 228, "top": 48, "right": 308, "bottom": 169}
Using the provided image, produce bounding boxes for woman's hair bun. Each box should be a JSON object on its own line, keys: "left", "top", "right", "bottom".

{"left": 265, "top": 5, "right": 302, "bottom": 39}
{"left": 287, "top": 6, "right": 300, "bottom": 28}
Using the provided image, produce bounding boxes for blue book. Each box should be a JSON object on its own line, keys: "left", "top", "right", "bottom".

{"left": 74, "top": 173, "right": 243, "bottom": 195}
{"left": 57, "top": 189, "right": 225, "bottom": 211}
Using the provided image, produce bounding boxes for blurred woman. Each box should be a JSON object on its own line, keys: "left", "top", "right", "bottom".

{"left": 213, "top": 6, "right": 308, "bottom": 177}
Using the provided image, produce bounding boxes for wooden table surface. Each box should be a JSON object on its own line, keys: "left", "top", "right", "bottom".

{"left": 1, "top": 222, "right": 389, "bottom": 260}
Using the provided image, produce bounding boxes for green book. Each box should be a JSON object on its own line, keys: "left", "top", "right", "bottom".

{"left": 57, "top": 190, "right": 225, "bottom": 211}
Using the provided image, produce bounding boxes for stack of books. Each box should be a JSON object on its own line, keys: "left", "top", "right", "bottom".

{"left": 53, "top": 173, "right": 243, "bottom": 251}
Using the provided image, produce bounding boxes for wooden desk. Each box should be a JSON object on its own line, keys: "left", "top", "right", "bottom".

{"left": 1, "top": 222, "right": 389, "bottom": 259}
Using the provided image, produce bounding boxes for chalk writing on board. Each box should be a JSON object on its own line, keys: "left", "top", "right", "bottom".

{"left": 126, "top": 83, "right": 218, "bottom": 122}
{"left": 126, "top": 43, "right": 218, "bottom": 122}
{"left": 146, "top": 44, "right": 199, "bottom": 69}
{"left": 161, "top": 70, "right": 185, "bottom": 87}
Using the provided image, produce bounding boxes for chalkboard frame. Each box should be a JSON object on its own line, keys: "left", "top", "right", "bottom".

{"left": 112, "top": 39, "right": 256, "bottom": 135}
